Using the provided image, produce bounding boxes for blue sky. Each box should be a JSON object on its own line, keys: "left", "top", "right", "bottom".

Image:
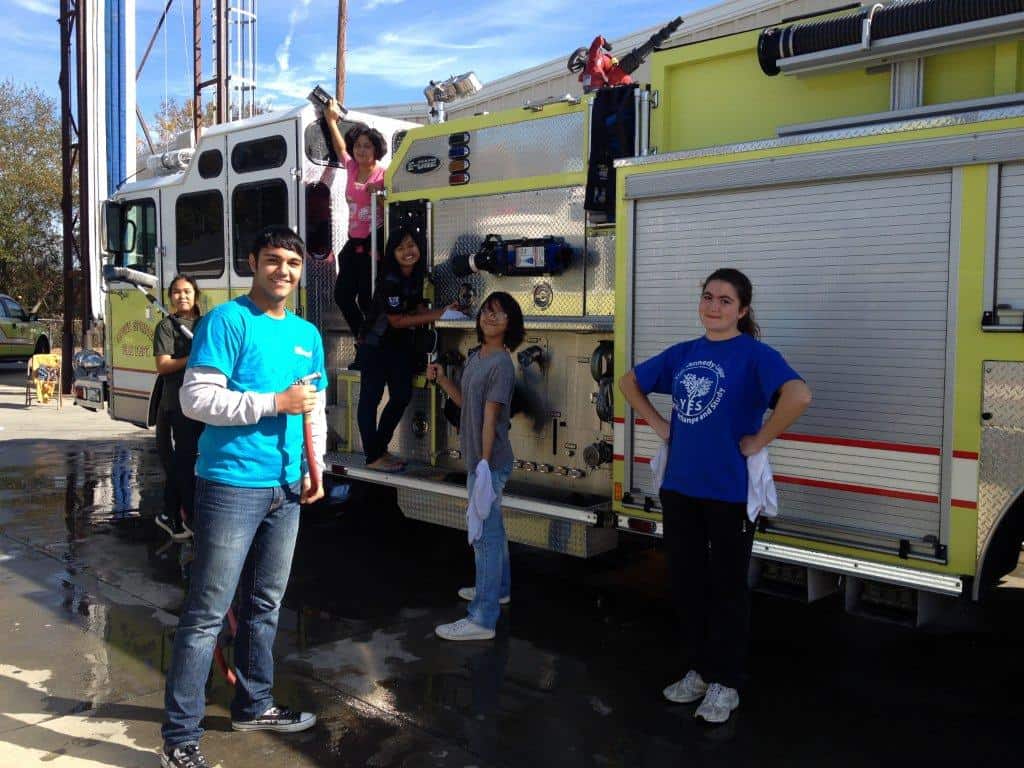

{"left": 1, "top": 0, "right": 707, "bottom": 120}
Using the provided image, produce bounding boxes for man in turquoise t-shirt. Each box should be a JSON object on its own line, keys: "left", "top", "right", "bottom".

{"left": 160, "top": 226, "right": 327, "bottom": 768}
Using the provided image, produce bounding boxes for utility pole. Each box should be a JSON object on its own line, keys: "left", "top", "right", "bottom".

{"left": 336, "top": 0, "right": 347, "bottom": 103}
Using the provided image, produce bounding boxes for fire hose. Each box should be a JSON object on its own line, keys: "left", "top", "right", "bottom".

{"left": 295, "top": 372, "right": 323, "bottom": 497}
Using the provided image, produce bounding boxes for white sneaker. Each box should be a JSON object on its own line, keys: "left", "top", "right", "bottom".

{"left": 458, "top": 587, "right": 510, "bottom": 605}
{"left": 435, "top": 618, "right": 495, "bottom": 641}
{"left": 694, "top": 683, "right": 740, "bottom": 723}
{"left": 663, "top": 670, "right": 707, "bottom": 703}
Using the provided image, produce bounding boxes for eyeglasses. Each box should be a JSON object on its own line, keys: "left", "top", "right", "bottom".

{"left": 481, "top": 310, "right": 507, "bottom": 320}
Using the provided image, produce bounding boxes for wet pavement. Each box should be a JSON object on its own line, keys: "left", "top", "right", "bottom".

{"left": 2, "top": 363, "right": 1024, "bottom": 767}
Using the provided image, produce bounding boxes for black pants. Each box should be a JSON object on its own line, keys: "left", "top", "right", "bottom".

{"left": 358, "top": 344, "right": 414, "bottom": 463}
{"left": 660, "top": 489, "right": 756, "bottom": 689}
{"left": 157, "top": 401, "right": 204, "bottom": 522}
{"left": 333, "top": 234, "right": 377, "bottom": 337}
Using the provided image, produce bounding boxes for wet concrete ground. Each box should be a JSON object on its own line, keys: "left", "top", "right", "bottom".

{"left": 2, "top": 362, "right": 1023, "bottom": 767}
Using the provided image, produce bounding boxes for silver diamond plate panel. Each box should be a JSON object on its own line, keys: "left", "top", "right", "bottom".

{"left": 301, "top": 163, "right": 346, "bottom": 334}
{"left": 305, "top": 255, "right": 336, "bottom": 334}
{"left": 977, "top": 361, "right": 1024, "bottom": 558}
{"left": 616, "top": 105, "right": 1024, "bottom": 170}
{"left": 392, "top": 111, "right": 585, "bottom": 194}
{"left": 981, "top": 361, "right": 1024, "bottom": 429}
{"left": 584, "top": 232, "right": 615, "bottom": 316}
{"left": 323, "top": 334, "right": 357, "bottom": 397}
{"left": 431, "top": 187, "right": 586, "bottom": 317}
{"left": 395, "top": 487, "right": 617, "bottom": 558}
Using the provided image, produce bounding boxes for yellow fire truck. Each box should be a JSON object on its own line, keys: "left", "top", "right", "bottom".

{"left": 104, "top": 1, "right": 1024, "bottom": 624}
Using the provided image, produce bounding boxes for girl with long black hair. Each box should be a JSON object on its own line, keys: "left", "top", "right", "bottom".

{"left": 153, "top": 274, "right": 205, "bottom": 541}
{"left": 358, "top": 224, "right": 458, "bottom": 472}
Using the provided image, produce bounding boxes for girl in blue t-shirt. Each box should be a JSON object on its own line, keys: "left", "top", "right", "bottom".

{"left": 619, "top": 268, "right": 812, "bottom": 724}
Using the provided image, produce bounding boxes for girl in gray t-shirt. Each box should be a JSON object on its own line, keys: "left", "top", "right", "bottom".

{"left": 427, "top": 292, "right": 525, "bottom": 641}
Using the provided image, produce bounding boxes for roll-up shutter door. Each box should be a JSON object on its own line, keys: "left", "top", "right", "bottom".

{"left": 630, "top": 172, "right": 952, "bottom": 544}
{"left": 996, "top": 164, "right": 1024, "bottom": 313}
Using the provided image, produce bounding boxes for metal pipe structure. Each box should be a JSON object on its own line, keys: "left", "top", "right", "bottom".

{"left": 215, "top": 0, "right": 228, "bottom": 123}
{"left": 251, "top": 0, "right": 258, "bottom": 116}
{"left": 370, "top": 190, "right": 379, "bottom": 292}
{"left": 59, "top": 0, "right": 78, "bottom": 394}
{"left": 193, "top": 0, "right": 202, "bottom": 141}
{"left": 197, "top": 0, "right": 257, "bottom": 126}
{"left": 77, "top": 0, "right": 93, "bottom": 334}
{"left": 230, "top": 0, "right": 257, "bottom": 118}
{"left": 135, "top": 0, "right": 174, "bottom": 79}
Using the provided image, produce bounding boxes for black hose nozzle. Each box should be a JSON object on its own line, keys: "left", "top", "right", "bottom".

{"left": 618, "top": 16, "right": 684, "bottom": 75}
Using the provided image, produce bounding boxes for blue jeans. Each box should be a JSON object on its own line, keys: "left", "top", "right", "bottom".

{"left": 162, "top": 477, "right": 302, "bottom": 748}
{"left": 467, "top": 464, "right": 512, "bottom": 630}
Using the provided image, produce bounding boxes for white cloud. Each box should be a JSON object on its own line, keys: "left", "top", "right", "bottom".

{"left": 275, "top": 0, "right": 313, "bottom": 72}
{"left": 12, "top": 0, "right": 54, "bottom": 15}
{"left": 344, "top": 47, "right": 460, "bottom": 85}
{"left": 260, "top": 70, "right": 318, "bottom": 103}
{"left": 299, "top": 17, "right": 516, "bottom": 90}
{"left": 257, "top": 0, "right": 686, "bottom": 105}
{"left": 8, "top": 21, "right": 57, "bottom": 48}
{"left": 378, "top": 32, "right": 504, "bottom": 51}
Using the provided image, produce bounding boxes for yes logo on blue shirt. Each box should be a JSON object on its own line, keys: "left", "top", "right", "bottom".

{"left": 634, "top": 334, "right": 802, "bottom": 503}
{"left": 673, "top": 360, "right": 726, "bottom": 424}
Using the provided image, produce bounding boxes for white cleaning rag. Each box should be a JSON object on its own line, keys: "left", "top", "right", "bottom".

{"left": 746, "top": 447, "right": 778, "bottom": 523}
{"left": 650, "top": 443, "right": 669, "bottom": 491}
{"left": 466, "top": 459, "right": 496, "bottom": 545}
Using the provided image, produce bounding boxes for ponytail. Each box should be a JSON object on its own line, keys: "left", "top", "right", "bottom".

{"left": 738, "top": 307, "right": 760, "bottom": 339}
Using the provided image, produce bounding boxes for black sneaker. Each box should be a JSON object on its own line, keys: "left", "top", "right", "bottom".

{"left": 232, "top": 705, "right": 317, "bottom": 733}
{"left": 155, "top": 512, "right": 193, "bottom": 542}
{"left": 161, "top": 743, "right": 209, "bottom": 768}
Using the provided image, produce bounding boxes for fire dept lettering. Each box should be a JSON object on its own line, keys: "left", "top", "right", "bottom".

{"left": 673, "top": 360, "right": 726, "bottom": 424}
{"left": 115, "top": 320, "right": 155, "bottom": 358}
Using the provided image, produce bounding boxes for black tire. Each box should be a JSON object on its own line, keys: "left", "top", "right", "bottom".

{"left": 34, "top": 337, "right": 50, "bottom": 355}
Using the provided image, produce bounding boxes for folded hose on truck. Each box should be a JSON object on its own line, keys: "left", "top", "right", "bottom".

{"left": 591, "top": 341, "right": 614, "bottom": 424}
{"left": 758, "top": 0, "right": 1024, "bottom": 76}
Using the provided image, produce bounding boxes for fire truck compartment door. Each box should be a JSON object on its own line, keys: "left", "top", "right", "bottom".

{"left": 629, "top": 171, "right": 954, "bottom": 547}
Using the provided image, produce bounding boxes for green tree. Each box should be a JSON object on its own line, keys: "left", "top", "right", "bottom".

{"left": 144, "top": 96, "right": 270, "bottom": 152}
{"left": 146, "top": 97, "right": 217, "bottom": 151}
{"left": 0, "top": 79, "right": 63, "bottom": 314}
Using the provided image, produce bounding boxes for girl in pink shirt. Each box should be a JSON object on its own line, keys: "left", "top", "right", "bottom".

{"left": 326, "top": 99, "right": 388, "bottom": 367}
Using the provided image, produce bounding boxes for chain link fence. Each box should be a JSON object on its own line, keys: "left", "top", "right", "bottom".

{"left": 39, "top": 318, "right": 105, "bottom": 354}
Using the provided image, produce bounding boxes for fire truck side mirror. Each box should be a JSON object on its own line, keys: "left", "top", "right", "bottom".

{"left": 103, "top": 201, "right": 135, "bottom": 255}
